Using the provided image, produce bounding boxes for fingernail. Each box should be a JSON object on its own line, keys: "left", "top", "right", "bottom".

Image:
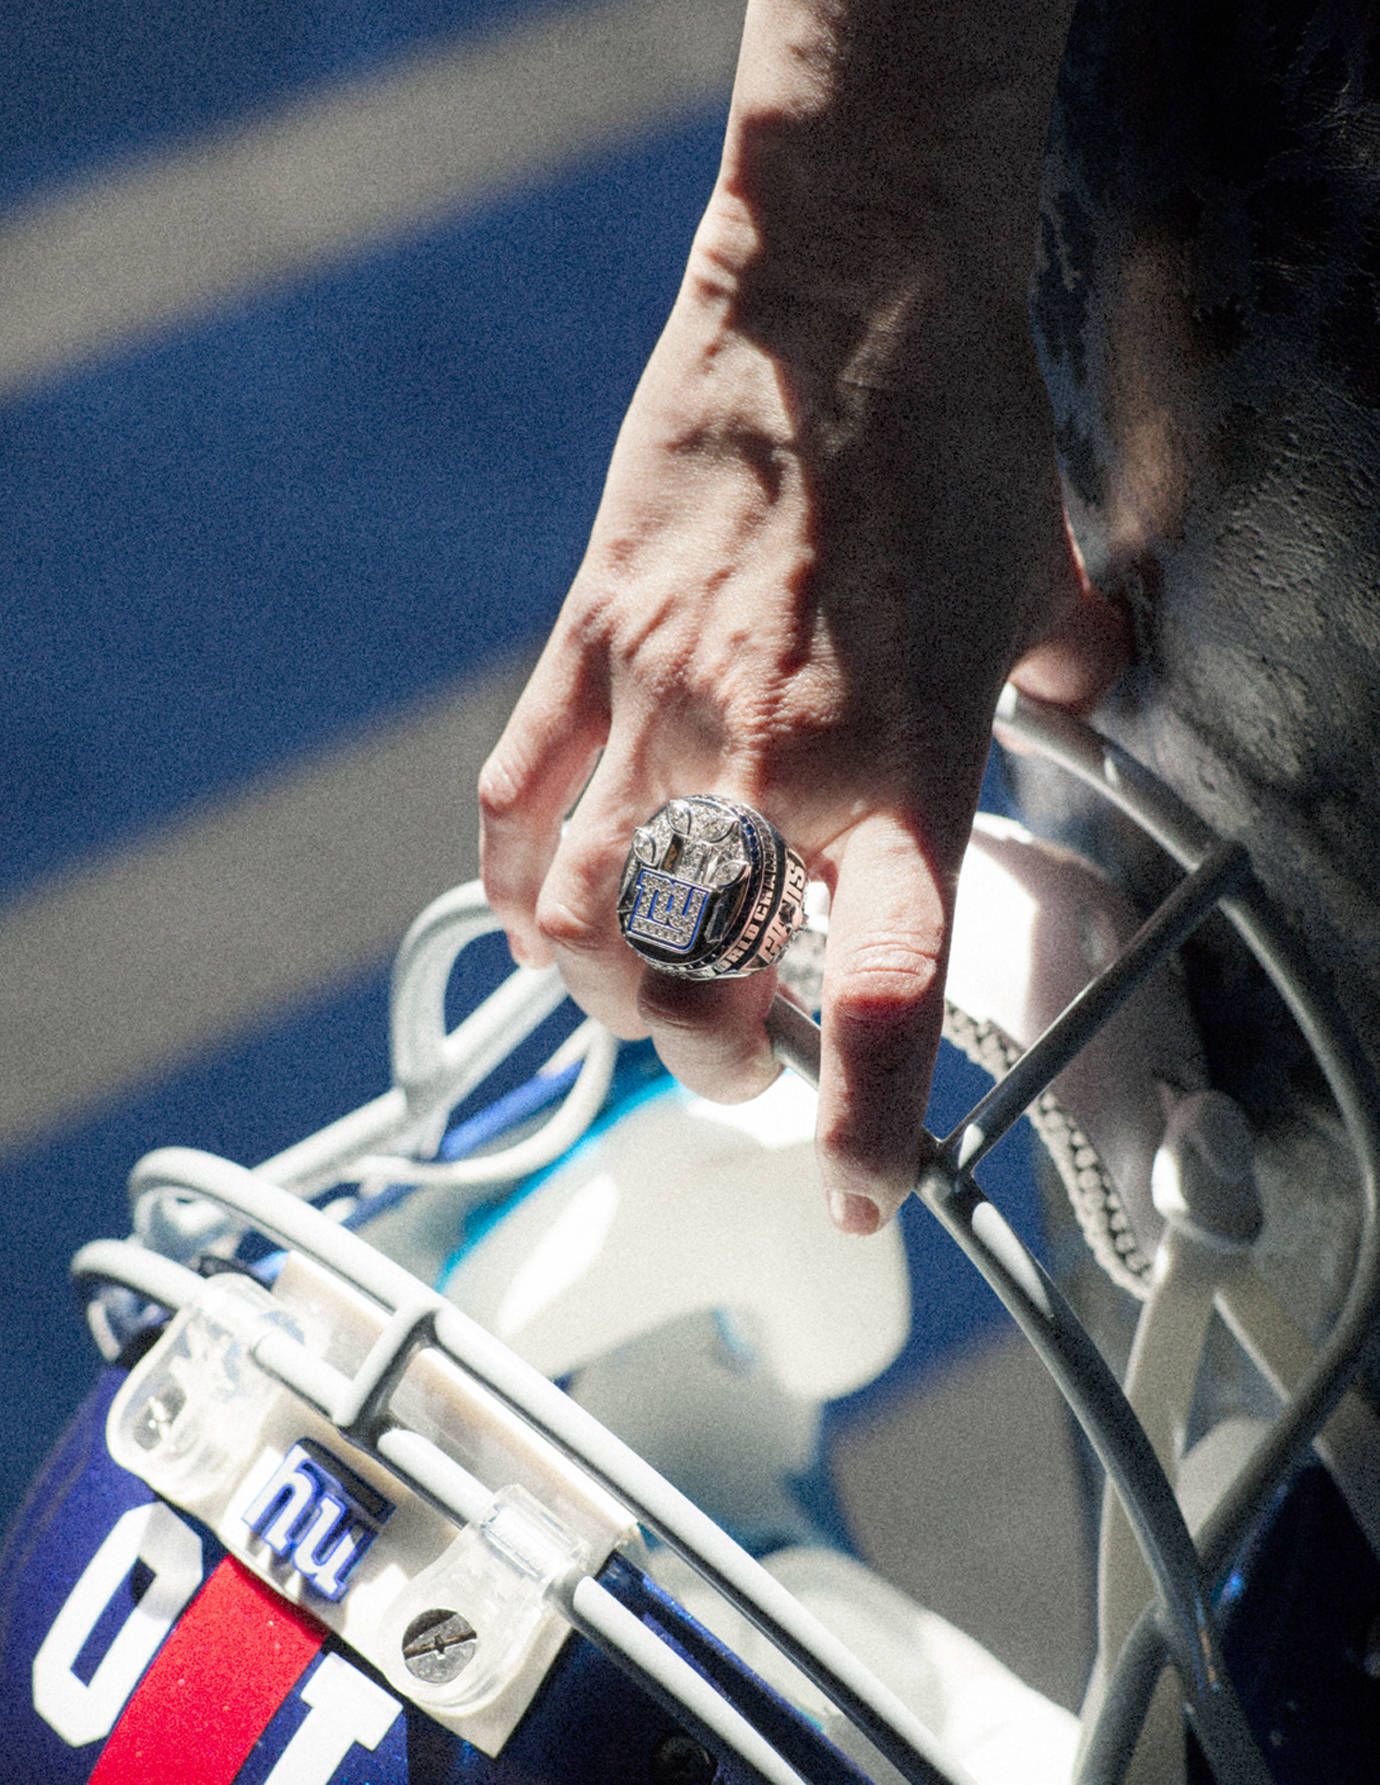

{"left": 827, "top": 1188, "right": 881, "bottom": 1236}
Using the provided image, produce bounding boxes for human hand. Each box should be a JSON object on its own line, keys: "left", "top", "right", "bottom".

{"left": 479, "top": 186, "right": 1126, "bottom": 1233}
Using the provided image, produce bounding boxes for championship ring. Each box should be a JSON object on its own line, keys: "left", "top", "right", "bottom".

{"left": 617, "top": 796, "right": 808, "bottom": 979}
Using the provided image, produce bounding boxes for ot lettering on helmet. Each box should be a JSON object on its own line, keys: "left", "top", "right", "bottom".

{"left": 33, "top": 1502, "right": 401, "bottom": 1781}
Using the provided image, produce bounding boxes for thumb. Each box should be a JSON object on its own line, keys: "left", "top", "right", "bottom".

{"left": 1012, "top": 521, "right": 1132, "bottom": 714}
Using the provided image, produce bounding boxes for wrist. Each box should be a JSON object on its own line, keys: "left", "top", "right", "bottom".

{"left": 711, "top": 0, "right": 1075, "bottom": 309}
{"left": 687, "top": 182, "right": 1037, "bottom": 405}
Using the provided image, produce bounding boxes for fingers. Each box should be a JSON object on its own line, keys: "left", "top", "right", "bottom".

{"left": 532, "top": 754, "right": 785, "bottom": 1093}
{"left": 527, "top": 746, "right": 651, "bottom": 1036}
{"left": 1012, "top": 583, "right": 1131, "bottom": 712}
{"left": 479, "top": 635, "right": 608, "bottom": 967}
{"left": 486, "top": 622, "right": 788, "bottom": 1079}
{"left": 815, "top": 814, "right": 949, "bottom": 1235}
{"left": 1013, "top": 520, "right": 1132, "bottom": 713}
{"left": 637, "top": 967, "right": 781, "bottom": 1104}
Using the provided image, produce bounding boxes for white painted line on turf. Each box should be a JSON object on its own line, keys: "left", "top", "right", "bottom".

{"left": 0, "top": 0, "right": 739, "bottom": 396}
{"left": 0, "top": 655, "right": 536, "bottom": 1157}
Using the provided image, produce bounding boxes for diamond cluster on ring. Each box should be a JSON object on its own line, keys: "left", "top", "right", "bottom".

{"left": 617, "top": 796, "right": 806, "bottom": 980}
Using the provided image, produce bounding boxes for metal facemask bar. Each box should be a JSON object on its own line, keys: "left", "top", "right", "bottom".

{"left": 85, "top": 1148, "right": 961, "bottom": 1785}
{"left": 71, "top": 689, "right": 1380, "bottom": 1785}
{"left": 76, "top": 943, "right": 968, "bottom": 1775}
{"left": 979, "top": 690, "right": 1380, "bottom": 1784}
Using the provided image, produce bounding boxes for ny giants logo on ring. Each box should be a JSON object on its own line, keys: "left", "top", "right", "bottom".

{"left": 626, "top": 867, "right": 711, "bottom": 954}
{"left": 242, "top": 1438, "right": 393, "bottom": 1601}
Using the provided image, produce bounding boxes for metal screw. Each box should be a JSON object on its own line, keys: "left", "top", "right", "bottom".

{"left": 651, "top": 1733, "right": 717, "bottom": 1784}
{"left": 401, "top": 1608, "right": 478, "bottom": 1684}
{"left": 132, "top": 1382, "right": 186, "bottom": 1450}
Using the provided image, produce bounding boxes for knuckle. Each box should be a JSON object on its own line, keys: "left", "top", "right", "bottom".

{"left": 816, "top": 1110, "right": 887, "bottom": 1178}
{"left": 816, "top": 1096, "right": 917, "bottom": 1189}
{"left": 638, "top": 978, "right": 777, "bottom": 1100}
{"left": 534, "top": 891, "right": 607, "bottom": 957}
{"left": 828, "top": 934, "right": 942, "bottom": 1032}
{"left": 476, "top": 752, "right": 525, "bottom": 826}
{"left": 560, "top": 580, "right": 617, "bottom": 649}
{"left": 637, "top": 979, "right": 712, "bottom": 1037}
{"left": 478, "top": 857, "right": 529, "bottom": 923}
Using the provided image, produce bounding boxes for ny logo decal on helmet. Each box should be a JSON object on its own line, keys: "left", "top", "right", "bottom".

{"left": 242, "top": 1439, "right": 393, "bottom": 1602}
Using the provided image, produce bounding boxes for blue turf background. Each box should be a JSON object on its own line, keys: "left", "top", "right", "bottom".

{"left": 0, "top": 110, "right": 721, "bottom": 896}
{"left": 0, "top": 0, "right": 1036, "bottom": 1524}
{"left": 0, "top": 0, "right": 566, "bottom": 213}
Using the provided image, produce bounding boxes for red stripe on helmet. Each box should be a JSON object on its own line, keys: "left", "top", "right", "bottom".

{"left": 89, "top": 1558, "right": 324, "bottom": 1785}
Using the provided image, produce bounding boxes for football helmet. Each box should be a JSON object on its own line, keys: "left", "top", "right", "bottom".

{"left": 3, "top": 690, "right": 1378, "bottom": 1785}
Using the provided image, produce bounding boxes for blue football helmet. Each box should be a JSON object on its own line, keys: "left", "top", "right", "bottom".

{"left": 3, "top": 691, "right": 1378, "bottom": 1785}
